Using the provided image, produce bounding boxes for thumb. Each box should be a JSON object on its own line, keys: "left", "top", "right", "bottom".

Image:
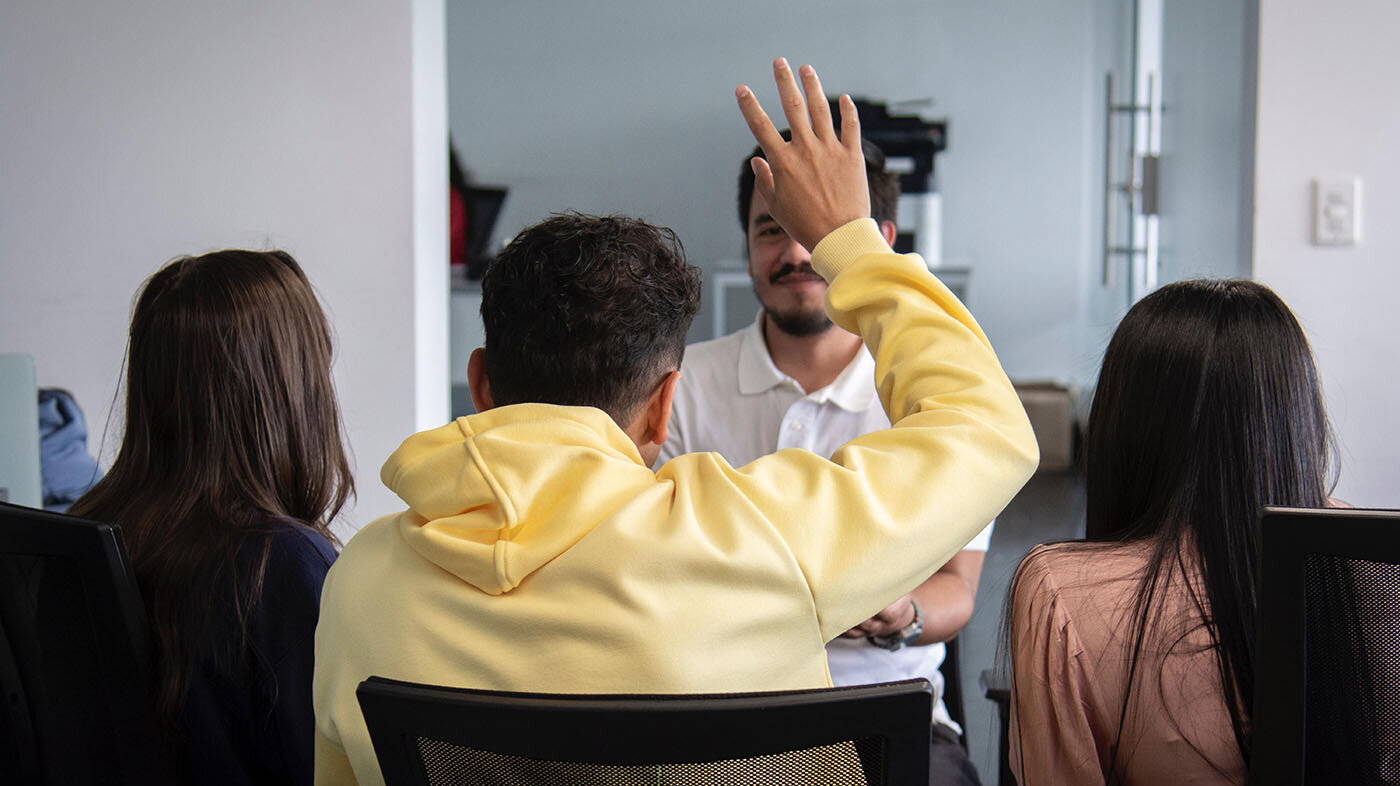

{"left": 750, "top": 156, "right": 776, "bottom": 211}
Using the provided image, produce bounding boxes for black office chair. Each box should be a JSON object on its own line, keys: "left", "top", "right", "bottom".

{"left": 358, "top": 676, "right": 933, "bottom": 785}
{"left": 978, "top": 666, "right": 1013, "bottom": 786}
{"left": 938, "top": 634, "right": 967, "bottom": 749}
{"left": 1253, "top": 506, "right": 1400, "bottom": 786}
{"left": 0, "top": 502, "right": 179, "bottom": 785}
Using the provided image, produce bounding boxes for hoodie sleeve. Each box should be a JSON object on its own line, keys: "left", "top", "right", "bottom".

{"left": 704, "top": 219, "right": 1038, "bottom": 643}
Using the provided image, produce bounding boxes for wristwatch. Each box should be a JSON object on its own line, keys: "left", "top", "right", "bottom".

{"left": 868, "top": 600, "right": 923, "bottom": 651}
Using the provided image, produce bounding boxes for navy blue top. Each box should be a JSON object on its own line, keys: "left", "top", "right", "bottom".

{"left": 178, "top": 523, "right": 336, "bottom": 785}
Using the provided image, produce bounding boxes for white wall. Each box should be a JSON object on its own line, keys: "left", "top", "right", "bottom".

{"left": 0, "top": 0, "right": 449, "bottom": 536}
{"left": 1253, "top": 0, "right": 1400, "bottom": 508}
{"left": 447, "top": 0, "right": 1118, "bottom": 389}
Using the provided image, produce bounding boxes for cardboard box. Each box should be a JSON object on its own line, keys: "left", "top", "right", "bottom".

{"left": 1014, "top": 382, "right": 1076, "bottom": 472}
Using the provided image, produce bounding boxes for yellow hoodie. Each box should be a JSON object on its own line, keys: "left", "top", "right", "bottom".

{"left": 313, "top": 219, "right": 1039, "bottom": 785}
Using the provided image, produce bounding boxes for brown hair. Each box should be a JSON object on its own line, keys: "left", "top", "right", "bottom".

{"left": 72, "top": 249, "right": 354, "bottom": 731}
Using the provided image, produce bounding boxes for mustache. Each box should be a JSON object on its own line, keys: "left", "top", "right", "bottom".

{"left": 769, "top": 263, "right": 822, "bottom": 284}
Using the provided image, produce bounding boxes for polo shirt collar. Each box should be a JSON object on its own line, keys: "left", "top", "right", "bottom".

{"left": 736, "top": 312, "right": 878, "bottom": 412}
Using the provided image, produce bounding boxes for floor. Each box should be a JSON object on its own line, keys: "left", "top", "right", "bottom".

{"left": 958, "top": 469, "right": 1086, "bottom": 784}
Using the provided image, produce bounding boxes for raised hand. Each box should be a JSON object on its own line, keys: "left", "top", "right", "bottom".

{"left": 735, "top": 58, "right": 871, "bottom": 253}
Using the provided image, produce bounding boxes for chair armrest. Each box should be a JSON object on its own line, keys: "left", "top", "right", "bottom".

{"left": 979, "top": 667, "right": 1010, "bottom": 704}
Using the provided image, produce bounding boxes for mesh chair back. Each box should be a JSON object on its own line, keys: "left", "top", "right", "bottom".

{"left": 357, "top": 677, "right": 932, "bottom": 786}
{"left": 1253, "top": 506, "right": 1400, "bottom": 786}
{"left": 0, "top": 502, "right": 178, "bottom": 784}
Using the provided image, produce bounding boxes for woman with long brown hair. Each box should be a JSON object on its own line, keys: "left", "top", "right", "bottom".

{"left": 73, "top": 249, "right": 353, "bottom": 785}
{"left": 1008, "top": 279, "right": 1335, "bottom": 785}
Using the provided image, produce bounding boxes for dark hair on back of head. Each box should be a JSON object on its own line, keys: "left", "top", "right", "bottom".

{"left": 738, "top": 131, "right": 899, "bottom": 231}
{"left": 1081, "top": 278, "right": 1334, "bottom": 773}
{"left": 71, "top": 249, "right": 353, "bottom": 734}
{"left": 1002, "top": 278, "right": 1335, "bottom": 783}
{"left": 480, "top": 212, "right": 702, "bottom": 424}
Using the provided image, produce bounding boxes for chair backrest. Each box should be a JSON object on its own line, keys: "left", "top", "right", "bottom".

{"left": 357, "top": 676, "right": 932, "bottom": 785}
{"left": 0, "top": 502, "right": 179, "bottom": 785}
{"left": 1253, "top": 506, "right": 1400, "bottom": 786}
{"left": 938, "top": 634, "right": 966, "bottom": 747}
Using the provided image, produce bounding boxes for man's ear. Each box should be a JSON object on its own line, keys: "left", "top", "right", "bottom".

{"left": 878, "top": 220, "right": 898, "bottom": 248}
{"left": 467, "top": 348, "right": 495, "bottom": 413}
{"left": 642, "top": 370, "right": 682, "bottom": 446}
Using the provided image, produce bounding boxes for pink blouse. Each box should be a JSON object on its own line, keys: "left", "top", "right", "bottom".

{"left": 1009, "top": 542, "right": 1246, "bottom": 785}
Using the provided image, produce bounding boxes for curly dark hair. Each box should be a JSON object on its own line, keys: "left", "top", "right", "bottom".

{"left": 737, "top": 132, "right": 899, "bottom": 232}
{"left": 480, "top": 213, "right": 702, "bottom": 424}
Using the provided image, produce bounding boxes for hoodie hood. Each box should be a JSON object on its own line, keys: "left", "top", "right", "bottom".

{"left": 381, "top": 404, "right": 658, "bottom": 595}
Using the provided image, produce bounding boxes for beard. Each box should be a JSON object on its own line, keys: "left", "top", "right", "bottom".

{"left": 755, "top": 261, "right": 833, "bottom": 336}
{"left": 761, "top": 300, "right": 833, "bottom": 336}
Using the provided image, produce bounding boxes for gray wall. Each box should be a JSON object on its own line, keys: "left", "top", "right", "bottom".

{"left": 0, "top": 0, "right": 449, "bottom": 536}
{"left": 447, "top": 0, "right": 1124, "bottom": 391}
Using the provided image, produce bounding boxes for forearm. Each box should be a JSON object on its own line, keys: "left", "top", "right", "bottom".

{"left": 908, "top": 572, "right": 976, "bottom": 645}
{"left": 729, "top": 69, "right": 1037, "bottom": 640}
{"left": 735, "top": 223, "right": 1035, "bottom": 639}
{"left": 813, "top": 220, "right": 1030, "bottom": 437}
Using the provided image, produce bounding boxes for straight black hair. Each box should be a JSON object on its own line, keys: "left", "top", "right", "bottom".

{"left": 1007, "top": 278, "right": 1334, "bottom": 781}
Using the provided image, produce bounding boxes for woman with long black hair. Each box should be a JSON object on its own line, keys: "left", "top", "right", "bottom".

{"left": 72, "top": 250, "right": 353, "bottom": 785}
{"left": 1008, "top": 279, "right": 1334, "bottom": 785}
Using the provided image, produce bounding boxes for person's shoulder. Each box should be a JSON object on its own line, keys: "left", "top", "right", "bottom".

{"left": 237, "top": 517, "right": 338, "bottom": 625}
{"left": 1022, "top": 540, "right": 1148, "bottom": 575}
{"left": 672, "top": 328, "right": 751, "bottom": 410}
{"left": 258, "top": 517, "right": 337, "bottom": 582}
{"left": 1010, "top": 545, "right": 1102, "bottom": 648}
{"left": 1014, "top": 544, "right": 1070, "bottom": 598}
{"left": 321, "top": 513, "right": 406, "bottom": 588}
{"left": 682, "top": 328, "right": 746, "bottom": 372}
{"left": 1014, "top": 541, "right": 1153, "bottom": 624}
{"left": 1019, "top": 542, "right": 1087, "bottom": 573}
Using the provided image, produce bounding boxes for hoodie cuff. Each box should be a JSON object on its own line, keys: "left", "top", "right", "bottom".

{"left": 810, "top": 218, "right": 894, "bottom": 281}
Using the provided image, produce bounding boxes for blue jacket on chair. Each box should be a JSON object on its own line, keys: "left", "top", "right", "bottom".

{"left": 38, "top": 388, "right": 102, "bottom": 512}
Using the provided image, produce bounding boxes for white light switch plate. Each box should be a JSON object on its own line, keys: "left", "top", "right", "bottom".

{"left": 1312, "top": 176, "right": 1362, "bottom": 246}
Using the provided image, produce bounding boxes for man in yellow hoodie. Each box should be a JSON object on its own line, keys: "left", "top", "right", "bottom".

{"left": 313, "top": 59, "right": 1039, "bottom": 785}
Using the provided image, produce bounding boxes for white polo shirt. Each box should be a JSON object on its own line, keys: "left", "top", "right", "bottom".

{"left": 658, "top": 314, "right": 993, "bottom": 733}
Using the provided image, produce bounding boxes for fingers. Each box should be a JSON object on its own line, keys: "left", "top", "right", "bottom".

{"left": 735, "top": 84, "right": 785, "bottom": 156}
{"left": 739, "top": 60, "right": 842, "bottom": 148}
{"left": 798, "top": 64, "right": 835, "bottom": 139}
{"left": 772, "top": 57, "right": 812, "bottom": 140}
{"left": 749, "top": 156, "right": 776, "bottom": 207}
{"left": 838, "top": 93, "right": 861, "bottom": 151}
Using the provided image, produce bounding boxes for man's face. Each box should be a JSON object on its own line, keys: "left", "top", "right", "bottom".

{"left": 746, "top": 188, "right": 832, "bottom": 336}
